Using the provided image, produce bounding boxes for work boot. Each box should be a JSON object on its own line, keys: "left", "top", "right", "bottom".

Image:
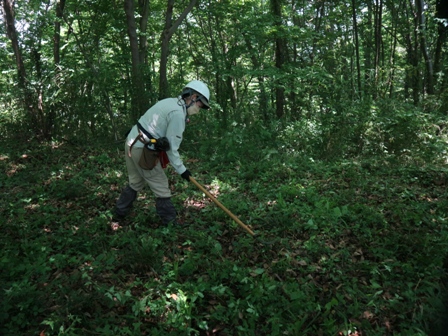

{"left": 115, "top": 185, "right": 137, "bottom": 218}
{"left": 155, "top": 197, "right": 178, "bottom": 225}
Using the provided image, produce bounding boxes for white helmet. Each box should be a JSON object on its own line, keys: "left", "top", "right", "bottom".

{"left": 182, "top": 80, "right": 210, "bottom": 109}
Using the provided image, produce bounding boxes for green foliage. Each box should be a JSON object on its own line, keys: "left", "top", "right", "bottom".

{"left": 272, "top": 98, "right": 447, "bottom": 164}
{"left": 1, "top": 0, "right": 447, "bottom": 144}
{"left": 1, "top": 126, "right": 448, "bottom": 335}
{"left": 1, "top": 0, "right": 447, "bottom": 333}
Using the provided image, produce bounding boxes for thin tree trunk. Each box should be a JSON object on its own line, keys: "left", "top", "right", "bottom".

{"left": 54, "top": 0, "right": 65, "bottom": 65}
{"left": 137, "top": 0, "right": 152, "bottom": 104}
{"left": 384, "top": 0, "right": 402, "bottom": 99}
{"left": 2, "top": 0, "right": 26, "bottom": 88}
{"left": 195, "top": 11, "right": 225, "bottom": 126}
{"left": 289, "top": 0, "right": 302, "bottom": 119}
{"left": 374, "top": 0, "right": 383, "bottom": 97}
{"left": 416, "top": 0, "right": 434, "bottom": 95}
{"left": 352, "top": 0, "right": 362, "bottom": 98}
{"left": 138, "top": 0, "right": 149, "bottom": 64}
{"left": 271, "top": 0, "right": 286, "bottom": 119}
{"left": 434, "top": 22, "right": 447, "bottom": 88}
{"left": 2, "top": 0, "right": 41, "bottom": 135}
{"left": 209, "top": 10, "right": 230, "bottom": 120}
{"left": 311, "top": 2, "right": 323, "bottom": 61}
{"left": 243, "top": 34, "right": 268, "bottom": 122}
{"left": 364, "top": 1, "right": 373, "bottom": 96}
{"left": 124, "top": 0, "right": 146, "bottom": 120}
{"left": 412, "top": 1, "right": 420, "bottom": 104}
{"left": 159, "top": 0, "right": 197, "bottom": 99}
{"left": 49, "top": 0, "right": 66, "bottom": 137}
{"left": 407, "top": 0, "right": 421, "bottom": 105}
{"left": 388, "top": 20, "right": 398, "bottom": 99}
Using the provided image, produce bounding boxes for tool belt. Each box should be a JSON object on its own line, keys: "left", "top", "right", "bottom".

{"left": 128, "top": 122, "right": 170, "bottom": 170}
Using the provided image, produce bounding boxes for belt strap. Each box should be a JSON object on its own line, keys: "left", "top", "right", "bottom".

{"left": 128, "top": 123, "right": 156, "bottom": 158}
{"left": 137, "top": 121, "right": 155, "bottom": 141}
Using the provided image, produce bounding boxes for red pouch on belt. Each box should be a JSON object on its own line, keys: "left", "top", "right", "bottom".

{"left": 160, "top": 151, "right": 170, "bottom": 169}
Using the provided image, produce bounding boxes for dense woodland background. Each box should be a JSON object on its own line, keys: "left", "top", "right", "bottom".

{"left": 2, "top": 0, "right": 448, "bottom": 335}
{"left": 0, "top": 0, "right": 447, "bottom": 145}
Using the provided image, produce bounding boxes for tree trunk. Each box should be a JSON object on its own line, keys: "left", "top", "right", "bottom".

{"left": 271, "top": 0, "right": 287, "bottom": 119}
{"left": 159, "top": 0, "right": 197, "bottom": 100}
{"left": 434, "top": 22, "right": 447, "bottom": 87}
{"left": 49, "top": 0, "right": 66, "bottom": 137}
{"left": 416, "top": 0, "right": 434, "bottom": 95}
{"left": 407, "top": 0, "right": 421, "bottom": 105}
{"left": 373, "top": 0, "right": 383, "bottom": 98}
{"left": 243, "top": 34, "right": 268, "bottom": 122}
{"left": 351, "top": 0, "right": 362, "bottom": 98}
{"left": 388, "top": 18, "right": 398, "bottom": 99}
{"left": 363, "top": 1, "right": 373, "bottom": 97}
{"left": 2, "top": 0, "right": 41, "bottom": 135}
{"left": 138, "top": 0, "right": 149, "bottom": 65}
{"left": 54, "top": 0, "right": 65, "bottom": 65}
{"left": 199, "top": 11, "right": 228, "bottom": 128}
{"left": 159, "top": 0, "right": 174, "bottom": 100}
{"left": 124, "top": 0, "right": 146, "bottom": 120}
{"left": 384, "top": 0, "right": 403, "bottom": 99}
{"left": 137, "top": 0, "right": 152, "bottom": 103}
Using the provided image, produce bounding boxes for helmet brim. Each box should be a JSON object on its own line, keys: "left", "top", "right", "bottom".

{"left": 198, "top": 96, "right": 210, "bottom": 109}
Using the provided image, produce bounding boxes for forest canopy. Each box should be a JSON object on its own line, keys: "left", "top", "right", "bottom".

{"left": 0, "top": 0, "right": 446, "bottom": 155}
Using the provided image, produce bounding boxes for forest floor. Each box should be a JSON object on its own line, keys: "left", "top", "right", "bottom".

{"left": 1, "top": 138, "right": 448, "bottom": 335}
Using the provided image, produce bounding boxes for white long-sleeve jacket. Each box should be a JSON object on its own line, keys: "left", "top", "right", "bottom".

{"left": 126, "top": 97, "right": 188, "bottom": 175}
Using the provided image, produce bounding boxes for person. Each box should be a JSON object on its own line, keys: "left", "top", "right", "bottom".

{"left": 114, "top": 80, "right": 210, "bottom": 225}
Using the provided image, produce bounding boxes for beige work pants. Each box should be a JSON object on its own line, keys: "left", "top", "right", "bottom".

{"left": 125, "top": 143, "right": 172, "bottom": 198}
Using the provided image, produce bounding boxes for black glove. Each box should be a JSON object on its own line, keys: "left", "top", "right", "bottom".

{"left": 181, "top": 169, "right": 192, "bottom": 181}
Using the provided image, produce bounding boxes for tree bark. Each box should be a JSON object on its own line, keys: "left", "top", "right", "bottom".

{"left": 197, "top": 11, "right": 228, "bottom": 127}
{"left": 405, "top": 0, "right": 421, "bottom": 105}
{"left": 138, "top": 0, "right": 149, "bottom": 65}
{"left": 2, "top": 0, "right": 41, "bottom": 134}
{"left": 363, "top": 1, "right": 373, "bottom": 96}
{"left": 388, "top": 17, "right": 398, "bottom": 99}
{"left": 416, "top": 0, "right": 434, "bottom": 95}
{"left": 49, "top": 0, "right": 66, "bottom": 137}
{"left": 124, "top": 0, "right": 146, "bottom": 120}
{"left": 54, "top": 0, "right": 65, "bottom": 65}
{"left": 2, "top": 0, "right": 25, "bottom": 85}
{"left": 351, "top": 0, "right": 362, "bottom": 98}
{"left": 138, "top": 0, "right": 153, "bottom": 104}
{"left": 243, "top": 34, "right": 268, "bottom": 122}
{"left": 434, "top": 22, "right": 447, "bottom": 86}
{"left": 271, "top": 0, "right": 287, "bottom": 119}
{"left": 159, "top": 0, "right": 197, "bottom": 99}
{"left": 373, "top": 0, "right": 383, "bottom": 97}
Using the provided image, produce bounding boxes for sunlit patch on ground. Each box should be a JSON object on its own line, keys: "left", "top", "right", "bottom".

{"left": 6, "top": 164, "right": 20, "bottom": 176}
{"left": 184, "top": 197, "right": 208, "bottom": 209}
{"left": 110, "top": 221, "right": 122, "bottom": 231}
{"left": 338, "top": 327, "right": 362, "bottom": 336}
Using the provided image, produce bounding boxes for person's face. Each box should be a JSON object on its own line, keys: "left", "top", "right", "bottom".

{"left": 187, "top": 94, "right": 203, "bottom": 116}
{"left": 195, "top": 96, "right": 205, "bottom": 109}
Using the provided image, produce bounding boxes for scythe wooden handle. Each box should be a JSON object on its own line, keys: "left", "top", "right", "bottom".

{"left": 189, "top": 176, "right": 255, "bottom": 236}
